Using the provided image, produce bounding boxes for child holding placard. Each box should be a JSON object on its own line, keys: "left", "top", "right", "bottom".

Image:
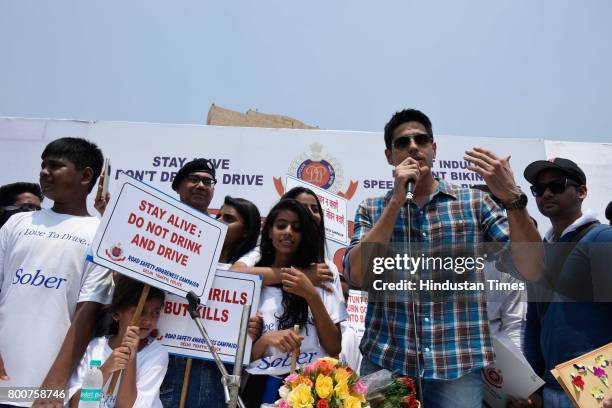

{"left": 68, "top": 276, "right": 168, "bottom": 408}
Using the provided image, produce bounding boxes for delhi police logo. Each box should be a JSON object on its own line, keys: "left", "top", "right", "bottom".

{"left": 105, "top": 243, "right": 126, "bottom": 262}
{"left": 289, "top": 143, "right": 344, "bottom": 194}
{"left": 482, "top": 367, "right": 503, "bottom": 389}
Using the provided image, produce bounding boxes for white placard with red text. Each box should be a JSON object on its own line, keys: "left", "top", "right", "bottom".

{"left": 91, "top": 172, "right": 227, "bottom": 299}
{"left": 345, "top": 289, "right": 368, "bottom": 336}
{"left": 285, "top": 175, "right": 349, "bottom": 245}
{"left": 156, "top": 269, "right": 262, "bottom": 364}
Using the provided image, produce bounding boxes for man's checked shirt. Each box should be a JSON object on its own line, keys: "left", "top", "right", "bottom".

{"left": 344, "top": 179, "right": 511, "bottom": 379}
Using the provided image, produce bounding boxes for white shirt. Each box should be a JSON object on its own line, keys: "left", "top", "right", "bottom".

{"left": 340, "top": 322, "right": 363, "bottom": 372}
{"left": 484, "top": 261, "right": 526, "bottom": 352}
{"left": 0, "top": 209, "right": 113, "bottom": 405}
{"left": 246, "top": 284, "right": 348, "bottom": 376}
{"left": 68, "top": 336, "right": 169, "bottom": 408}
{"left": 544, "top": 209, "right": 599, "bottom": 242}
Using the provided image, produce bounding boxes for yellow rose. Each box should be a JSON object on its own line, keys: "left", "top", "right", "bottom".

{"left": 334, "top": 367, "right": 350, "bottom": 384}
{"left": 315, "top": 374, "right": 334, "bottom": 399}
{"left": 334, "top": 380, "right": 350, "bottom": 400}
{"left": 343, "top": 395, "right": 363, "bottom": 408}
{"left": 287, "top": 383, "right": 314, "bottom": 408}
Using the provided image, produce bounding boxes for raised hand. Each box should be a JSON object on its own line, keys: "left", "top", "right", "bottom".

{"left": 464, "top": 147, "right": 521, "bottom": 203}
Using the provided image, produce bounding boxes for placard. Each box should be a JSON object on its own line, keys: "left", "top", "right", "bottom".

{"left": 345, "top": 289, "right": 368, "bottom": 336}
{"left": 91, "top": 172, "right": 226, "bottom": 299}
{"left": 285, "top": 175, "right": 349, "bottom": 245}
{"left": 483, "top": 335, "right": 546, "bottom": 408}
{"left": 156, "top": 270, "right": 262, "bottom": 364}
{"left": 551, "top": 342, "right": 612, "bottom": 408}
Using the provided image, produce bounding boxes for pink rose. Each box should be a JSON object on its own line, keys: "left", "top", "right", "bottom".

{"left": 285, "top": 373, "right": 299, "bottom": 383}
{"left": 278, "top": 400, "right": 290, "bottom": 408}
{"left": 303, "top": 363, "right": 316, "bottom": 375}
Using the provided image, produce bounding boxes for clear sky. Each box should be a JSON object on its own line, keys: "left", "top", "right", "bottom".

{"left": 1, "top": 0, "right": 611, "bottom": 143}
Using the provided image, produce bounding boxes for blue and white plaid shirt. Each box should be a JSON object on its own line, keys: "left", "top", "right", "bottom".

{"left": 344, "top": 179, "right": 510, "bottom": 379}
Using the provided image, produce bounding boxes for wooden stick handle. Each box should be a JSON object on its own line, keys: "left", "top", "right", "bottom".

{"left": 179, "top": 358, "right": 193, "bottom": 408}
{"left": 290, "top": 324, "right": 300, "bottom": 374}
{"left": 107, "top": 284, "right": 151, "bottom": 395}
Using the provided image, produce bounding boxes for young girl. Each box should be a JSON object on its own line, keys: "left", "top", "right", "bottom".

{"left": 68, "top": 277, "right": 168, "bottom": 408}
{"left": 217, "top": 196, "right": 262, "bottom": 266}
{"left": 232, "top": 186, "right": 343, "bottom": 295}
{"left": 241, "top": 199, "right": 347, "bottom": 407}
{"left": 160, "top": 196, "right": 262, "bottom": 408}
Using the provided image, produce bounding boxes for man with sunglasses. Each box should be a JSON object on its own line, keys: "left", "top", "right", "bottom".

{"left": 0, "top": 182, "right": 43, "bottom": 228}
{"left": 344, "top": 109, "right": 542, "bottom": 407}
{"left": 509, "top": 158, "right": 612, "bottom": 408}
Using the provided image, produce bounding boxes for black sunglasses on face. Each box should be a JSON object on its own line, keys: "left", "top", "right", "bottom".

{"left": 392, "top": 133, "right": 432, "bottom": 150}
{"left": 530, "top": 178, "right": 580, "bottom": 197}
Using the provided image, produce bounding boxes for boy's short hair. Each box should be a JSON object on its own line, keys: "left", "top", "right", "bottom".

{"left": 0, "top": 182, "right": 43, "bottom": 206}
{"left": 41, "top": 137, "right": 104, "bottom": 193}
{"left": 384, "top": 109, "right": 434, "bottom": 149}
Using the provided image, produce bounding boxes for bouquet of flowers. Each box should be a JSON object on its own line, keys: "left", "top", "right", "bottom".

{"left": 379, "top": 376, "right": 418, "bottom": 408}
{"left": 275, "top": 357, "right": 369, "bottom": 408}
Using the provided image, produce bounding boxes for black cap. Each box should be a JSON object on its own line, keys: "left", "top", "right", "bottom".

{"left": 606, "top": 201, "right": 612, "bottom": 222}
{"left": 524, "top": 158, "right": 586, "bottom": 186}
{"left": 172, "top": 159, "right": 216, "bottom": 191}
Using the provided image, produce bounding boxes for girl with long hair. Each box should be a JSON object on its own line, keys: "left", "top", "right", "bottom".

{"left": 241, "top": 199, "right": 347, "bottom": 407}
{"left": 232, "top": 186, "right": 342, "bottom": 294}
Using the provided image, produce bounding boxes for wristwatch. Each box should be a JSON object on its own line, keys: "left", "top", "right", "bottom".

{"left": 501, "top": 192, "right": 528, "bottom": 211}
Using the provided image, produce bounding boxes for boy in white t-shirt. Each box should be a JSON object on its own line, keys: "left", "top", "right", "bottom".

{"left": 0, "top": 138, "right": 113, "bottom": 407}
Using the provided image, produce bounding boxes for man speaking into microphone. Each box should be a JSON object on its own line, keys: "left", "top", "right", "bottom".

{"left": 343, "top": 109, "right": 542, "bottom": 408}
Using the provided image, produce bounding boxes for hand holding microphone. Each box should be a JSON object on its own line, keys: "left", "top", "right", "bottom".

{"left": 392, "top": 157, "right": 421, "bottom": 203}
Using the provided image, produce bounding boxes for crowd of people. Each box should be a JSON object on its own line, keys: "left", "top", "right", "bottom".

{"left": 0, "top": 108, "right": 610, "bottom": 408}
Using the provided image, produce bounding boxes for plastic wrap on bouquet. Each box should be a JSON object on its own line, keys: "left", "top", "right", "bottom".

{"left": 361, "top": 370, "right": 419, "bottom": 408}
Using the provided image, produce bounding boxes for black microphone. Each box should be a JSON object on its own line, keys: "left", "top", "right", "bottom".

{"left": 406, "top": 179, "right": 415, "bottom": 201}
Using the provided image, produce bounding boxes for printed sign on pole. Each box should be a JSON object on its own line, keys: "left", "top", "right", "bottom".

{"left": 91, "top": 172, "right": 227, "bottom": 300}
{"left": 345, "top": 289, "right": 368, "bottom": 336}
{"left": 156, "top": 270, "right": 262, "bottom": 364}
{"left": 285, "top": 175, "right": 349, "bottom": 245}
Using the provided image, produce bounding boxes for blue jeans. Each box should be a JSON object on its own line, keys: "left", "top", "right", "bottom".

{"left": 543, "top": 386, "right": 574, "bottom": 408}
{"left": 360, "top": 359, "right": 483, "bottom": 408}
{"left": 160, "top": 355, "right": 233, "bottom": 408}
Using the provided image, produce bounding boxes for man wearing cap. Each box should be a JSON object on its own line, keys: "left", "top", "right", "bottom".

{"left": 171, "top": 158, "right": 217, "bottom": 214}
{"left": 344, "top": 109, "right": 542, "bottom": 407}
{"left": 509, "top": 158, "right": 612, "bottom": 408}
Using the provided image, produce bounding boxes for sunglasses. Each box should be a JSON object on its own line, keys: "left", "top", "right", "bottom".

{"left": 186, "top": 175, "right": 217, "bottom": 187}
{"left": 530, "top": 178, "right": 580, "bottom": 197}
{"left": 1, "top": 203, "right": 42, "bottom": 212}
{"left": 392, "top": 133, "right": 433, "bottom": 150}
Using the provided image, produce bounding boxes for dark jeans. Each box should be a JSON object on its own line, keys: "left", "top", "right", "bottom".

{"left": 160, "top": 355, "right": 234, "bottom": 408}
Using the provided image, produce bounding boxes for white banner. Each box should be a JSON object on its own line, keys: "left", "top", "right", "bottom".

{"left": 156, "top": 270, "right": 262, "bottom": 364}
{"left": 4, "top": 116, "right": 610, "bottom": 268}
{"left": 91, "top": 172, "right": 227, "bottom": 299}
